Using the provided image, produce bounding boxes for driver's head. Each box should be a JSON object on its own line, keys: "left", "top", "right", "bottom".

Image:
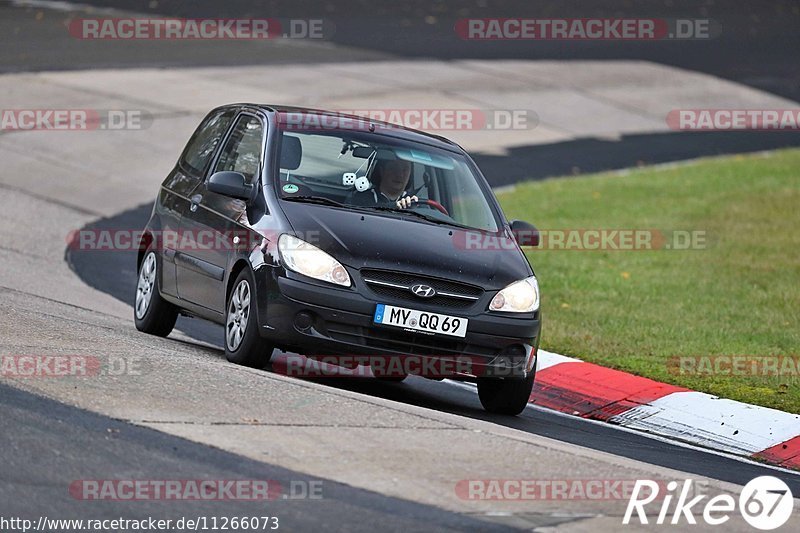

{"left": 374, "top": 158, "right": 412, "bottom": 197}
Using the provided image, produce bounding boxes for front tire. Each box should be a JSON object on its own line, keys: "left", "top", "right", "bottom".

{"left": 477, "top": 375, "right": 534, "bottom": 415}
{"left": 225, "top": 269, "right": 273, "bottom": 368}
{"left": 134, "top": 249, "right": 178, "bottom": 337}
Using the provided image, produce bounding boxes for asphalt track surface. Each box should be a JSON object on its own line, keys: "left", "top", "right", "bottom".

{"left": 0, "top": 382, "right": 519, "bottom": 531}
{"left": 10, "top": 0, "right": 800, "bottom": 102}
{"left": 65, "top": 202, "right": 800, "bottom": 497}
{"left": 4, "top": 0, "right": 800, "bottom": 183}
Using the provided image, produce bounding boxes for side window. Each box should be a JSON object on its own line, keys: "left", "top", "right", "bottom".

{"left": 180, "top": 111, "right": 234, "bottom": 175}
{"left": 213, "top": 115, "right": 264, "bottom": 185}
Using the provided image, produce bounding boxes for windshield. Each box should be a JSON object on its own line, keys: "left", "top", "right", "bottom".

{"left": 275, "top": 130, "right": 500, "bottom": 232}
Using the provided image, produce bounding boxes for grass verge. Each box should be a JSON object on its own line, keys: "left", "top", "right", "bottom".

{"left": 497, "top": 149, "right": 800, "bottom": 413}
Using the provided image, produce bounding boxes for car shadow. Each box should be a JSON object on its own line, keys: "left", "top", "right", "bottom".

{"left": 471, "top": 130, "right": 800, "bottom": 188}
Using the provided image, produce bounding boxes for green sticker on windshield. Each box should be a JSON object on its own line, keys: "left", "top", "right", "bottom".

{"left": 283, "top": 184, "right": 299, "bottom": 194}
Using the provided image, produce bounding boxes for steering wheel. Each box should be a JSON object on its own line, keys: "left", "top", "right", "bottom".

{"left": 417, "top": 199, "right": 449, "bottom": 216}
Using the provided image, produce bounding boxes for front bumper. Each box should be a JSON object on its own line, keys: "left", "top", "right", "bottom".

{"left": 256, "top": 271, "right": 540, "bottom": 379}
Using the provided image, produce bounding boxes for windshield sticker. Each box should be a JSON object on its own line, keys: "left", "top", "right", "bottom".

{"left": 283, "top": 184, "right": 299, "bottom": 194}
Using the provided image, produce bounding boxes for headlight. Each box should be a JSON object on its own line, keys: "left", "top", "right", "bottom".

{"left": 278, "top": 234, "right": 351, "bottom": 287}
{"left": 489, "top": 276, "right": 539, "bottom": 313}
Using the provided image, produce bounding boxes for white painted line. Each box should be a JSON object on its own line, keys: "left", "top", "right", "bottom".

{"left": 536, "top": 349, "right": 582, "bottom": 371}
{"left": 610, "top": 391, "right": 800, "bottom": 455}
{"left": 524, "top": 402, "right": 800, "bottom": 479}
{"left": 10, "top": 0, "right": 126, "bottom": 14}
{"left": 446, "top": 380, "right": 800, "bottom": 478}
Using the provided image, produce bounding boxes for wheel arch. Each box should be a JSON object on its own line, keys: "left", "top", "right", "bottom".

{"left": 137, "top": 231, "right": 154, "bottom": 271}
{"left": 226, "top": 259, "right": 252, "bottom": 303}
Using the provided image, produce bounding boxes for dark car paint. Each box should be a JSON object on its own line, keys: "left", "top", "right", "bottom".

{"left": 141, "top": 104, "right": 541, "bottom": 376}
{"left": 278, "top": 201, "right": 532, "bottom": 289}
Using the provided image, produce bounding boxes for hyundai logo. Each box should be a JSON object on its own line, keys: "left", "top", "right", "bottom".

{"left": 410, "top": 284, "right": 436, "bottom": 298}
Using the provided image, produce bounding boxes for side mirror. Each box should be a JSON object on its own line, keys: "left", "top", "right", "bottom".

{"left": 510, "top": 220, "right": 540, "bottom": 247}
{"left": 208, "top": 171, "right": 252, "bottom": 200}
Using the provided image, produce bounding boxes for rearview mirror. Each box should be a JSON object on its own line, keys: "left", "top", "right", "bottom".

{"left": 510, "top": 220, "right": 540, "bottom": 247}
{"left": 208, "top": 171, "right": 252, "bottom": 200}
{"left": 352, "top": 146, "right": 375, "bottom": 158}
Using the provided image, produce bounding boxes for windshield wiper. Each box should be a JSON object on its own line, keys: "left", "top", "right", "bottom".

{"left": 284, "top": 197, "right": 471, "bottom": 229}
{"left": 360, "top": 205, "right": 464, "bottom": 227}
{"left": 282, "top": 195, "right": 345, "bottom": 207}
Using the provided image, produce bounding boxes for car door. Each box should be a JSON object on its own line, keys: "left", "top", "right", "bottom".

{"left": 176, "top": 113, "right": 266, "bottom": 313}
{"left": 158, "top": 109, "right": 234, "bottom": 297}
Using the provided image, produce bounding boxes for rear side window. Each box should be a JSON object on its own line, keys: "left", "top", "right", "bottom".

{"left": 180, "top": 111, "right": 234, "bottom": 175}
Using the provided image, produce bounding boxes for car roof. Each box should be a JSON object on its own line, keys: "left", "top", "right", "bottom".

{"left": 220, "top": 103, "right": 464, "bottom": 153}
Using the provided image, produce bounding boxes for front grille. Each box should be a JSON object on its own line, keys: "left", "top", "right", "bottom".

{"left": 360, "top": 268, "right": 484, "bottom": 309}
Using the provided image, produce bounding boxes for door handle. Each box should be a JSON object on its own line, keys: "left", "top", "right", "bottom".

{"left": 189, "top": 194, "right": 202, "bottom": 212}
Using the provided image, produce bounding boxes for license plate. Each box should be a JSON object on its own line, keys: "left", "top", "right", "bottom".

{"left": 373, "top": 304, "right": 468, "bottom": 338}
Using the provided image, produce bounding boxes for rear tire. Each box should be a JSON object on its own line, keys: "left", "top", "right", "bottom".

{"left": 477, "top": 375, "right": 534, "bottom": 415}
{"left": 224, "top": 269, "right": 274, "bottom": 368}
{"left": 134, "top": 249, "right": 178, "bottom": 337}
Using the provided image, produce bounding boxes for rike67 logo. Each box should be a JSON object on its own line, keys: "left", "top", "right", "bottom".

{"left": 624, "top": 476, "right": 794, "bottom": 529}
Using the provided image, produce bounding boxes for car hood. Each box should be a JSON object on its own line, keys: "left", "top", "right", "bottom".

{"left": 279, "top": 201, "right": 533, "bottom": 290}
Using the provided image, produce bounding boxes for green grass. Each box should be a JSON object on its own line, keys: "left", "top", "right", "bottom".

{"left": 496, "top": 149, "right": 800, "bottom": 413}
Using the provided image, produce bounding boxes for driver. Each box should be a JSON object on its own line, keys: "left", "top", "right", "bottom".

{"left": 347, "top": 158, "right": 419, "bottom": 209}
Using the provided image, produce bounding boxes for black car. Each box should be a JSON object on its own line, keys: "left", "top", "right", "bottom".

{"left": 134, "top": 104, "right": 541, "bottom": 415}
